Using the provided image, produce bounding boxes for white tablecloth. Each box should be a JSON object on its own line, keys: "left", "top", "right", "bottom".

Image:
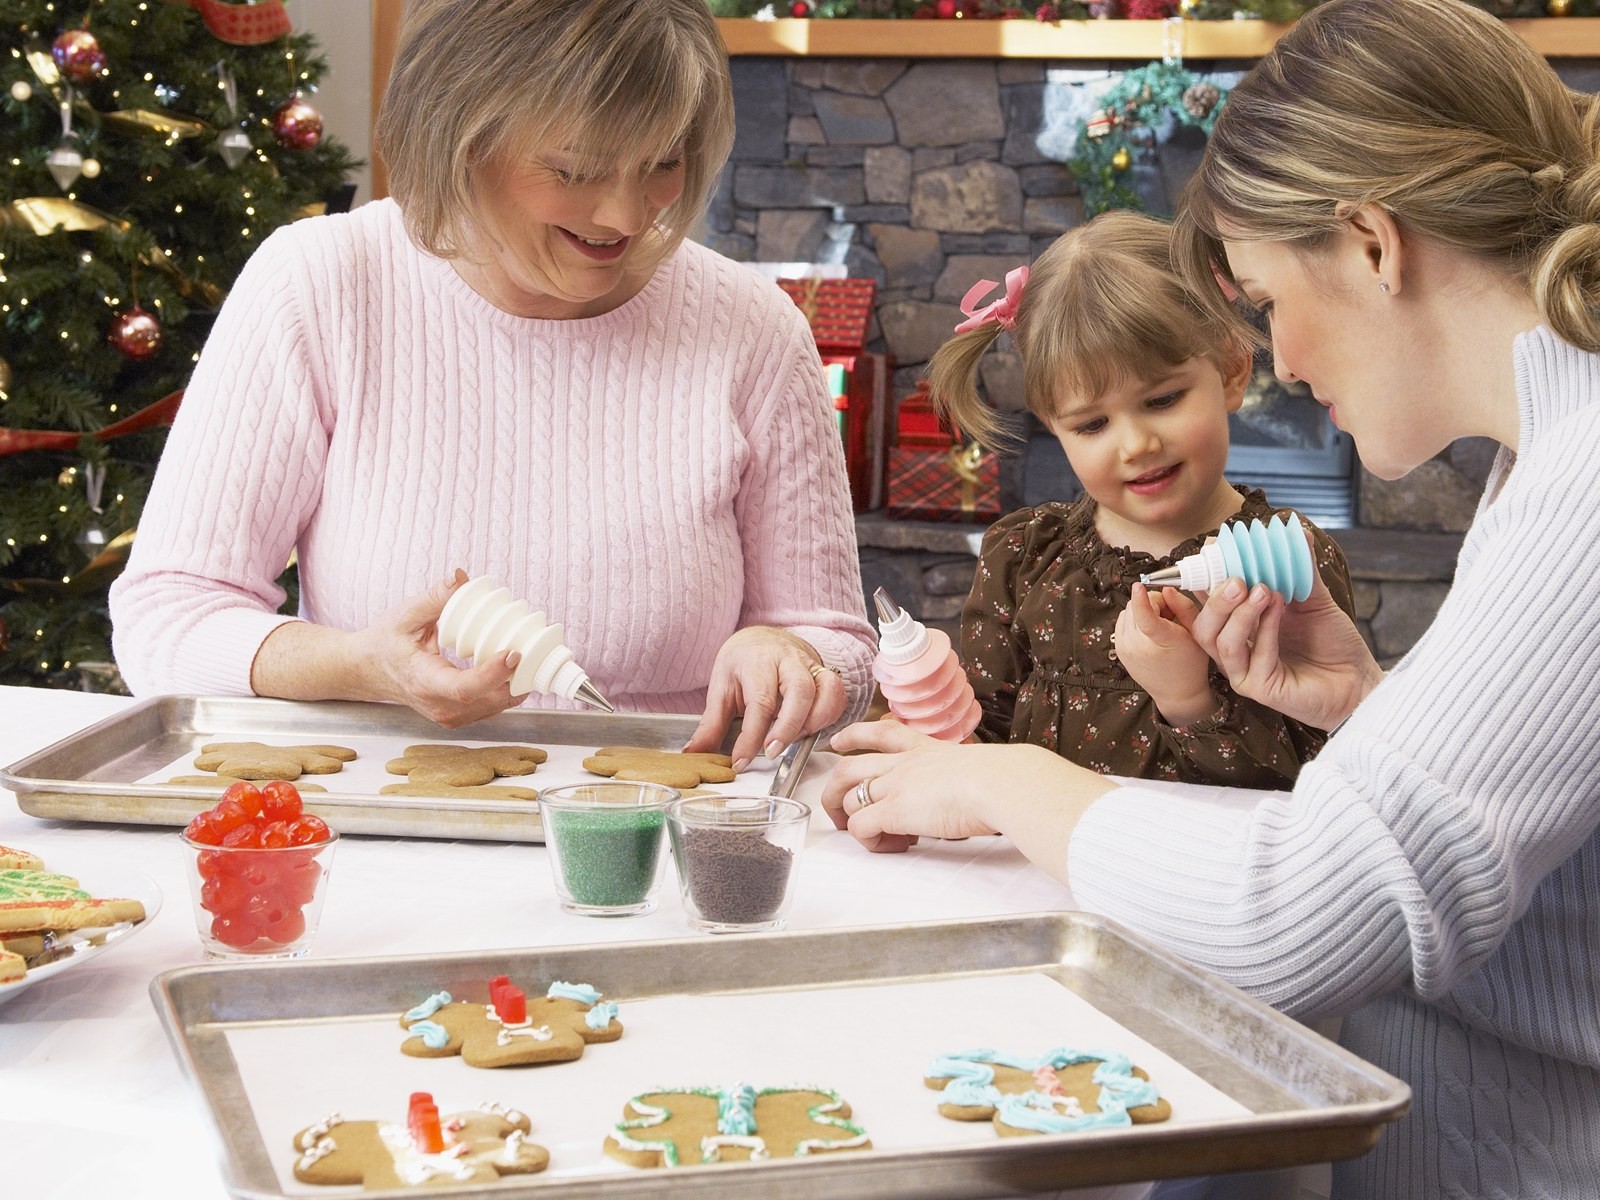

{"left": 1, "top": 685, "right": 1180, "bottom": 1200}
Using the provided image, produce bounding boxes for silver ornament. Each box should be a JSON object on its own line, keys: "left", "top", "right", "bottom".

{"left": 216, "top": 127, "right": 251, "bottom": 169}
{"left": 46, "top": 142, "right": 83, "bottom": 191}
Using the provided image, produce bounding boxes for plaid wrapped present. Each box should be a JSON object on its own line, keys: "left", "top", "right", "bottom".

{"left": 885, "top": 384, "right": 1000, "bottom": 524}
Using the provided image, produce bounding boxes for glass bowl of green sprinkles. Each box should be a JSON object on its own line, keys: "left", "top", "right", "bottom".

{"left": 538, "top": 781, "right": 678, "bottom": 916}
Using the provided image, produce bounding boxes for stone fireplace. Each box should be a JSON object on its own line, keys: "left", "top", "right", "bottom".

{"left": 711, "top": 51, "right": 1599, "bottom": 665}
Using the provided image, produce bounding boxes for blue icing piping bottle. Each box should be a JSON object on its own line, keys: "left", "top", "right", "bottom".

{"left": 1139, "top": 513, "right": 1315, "bottom": 603}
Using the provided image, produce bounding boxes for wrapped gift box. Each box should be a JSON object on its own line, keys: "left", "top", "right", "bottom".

{"left": 776, "top": 277, "right": 876, "bottom": 353}
{"left": 886, "top": 383, "right": 1001, "bottom": 524}
{"left": 824, "top": 351, "right": 889, "bottom": 513}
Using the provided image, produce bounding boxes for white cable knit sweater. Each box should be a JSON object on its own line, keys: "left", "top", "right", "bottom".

{"left": 109, "top": 200, "right": 875, "bottom": 716}
{"left": 1069, "top": 326, "right": 1600, "bottom": 1198}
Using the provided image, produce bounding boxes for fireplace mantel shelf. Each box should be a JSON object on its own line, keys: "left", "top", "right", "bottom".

{"left": 717, "top": 16, "right": 1600, "bottom": 59}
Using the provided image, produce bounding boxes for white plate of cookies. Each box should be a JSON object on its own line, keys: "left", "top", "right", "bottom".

{"left": 0, "top": 845, "right": 162, "bottom": 1004}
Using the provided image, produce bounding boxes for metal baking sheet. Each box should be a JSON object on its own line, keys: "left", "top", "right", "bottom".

{"left": 151, "top": 912, "right": 1408, "bottom": 1199}
{"left": 0, "top": 695, "right": 813, "bottom": 843}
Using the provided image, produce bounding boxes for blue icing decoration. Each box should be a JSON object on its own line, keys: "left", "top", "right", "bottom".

{"left": 408, "top": 1019, "right": 450, "bottom": 1050}
{"left": 585, "top": 1001, "right": 619, "bottom": 1030}
{"left": 717, "top": 1083, "right": 758, "bottom": 1136}
{"left": 929, "top": 1046, "right": 1163, "bottom": 1132}
{"left": 404, "top": 991, "right": 451, "bottom": 1021}
{"left": 547, "top": 981, "right": 601, "bottom": 1005}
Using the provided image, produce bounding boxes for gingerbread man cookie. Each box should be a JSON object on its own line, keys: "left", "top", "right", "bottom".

{"left": 385, "top": 744, "right": 548, "bottom": 789}
{"left": 604, "top": 1083, "right": 871, "bottom": 1167}
{"left": 292, "top": 1095, "right": 548, "bottom": 1189}
{"left": 924, "top": 1048, "right": 1171, "bottom": 1136}
{"left": 379, "top": 782, "right": 540, "bottom": 801}
{"left": 165, "top": 775, "right": 327, "bottom": 792}
{"left": 582, "top": 747, "right": 736, "bottom": 790}
{"left": 399, "top": 978, "right": 621, "bottom": 1068}
{"left": 192, "top": 742, "right": 356, "bottom": 781}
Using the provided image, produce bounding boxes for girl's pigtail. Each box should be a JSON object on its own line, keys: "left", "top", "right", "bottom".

{"left": 926, "top": 324, "right": 1012, "bottom": 452}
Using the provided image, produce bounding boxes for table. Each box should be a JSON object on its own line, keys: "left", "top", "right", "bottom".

{"left": 1, "top": 685, "right": 1177, "bottom": 1200}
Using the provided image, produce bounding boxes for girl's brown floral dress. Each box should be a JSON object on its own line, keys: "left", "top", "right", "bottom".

{"left": 960, "top": 486, "right": 1356, "bottom": 788}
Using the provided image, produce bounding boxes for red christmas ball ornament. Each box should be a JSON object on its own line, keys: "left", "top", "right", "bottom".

{"left": 1125, "top": 0, "right": 1177, "bottom": 17}
{"left": 789, "top": 0, "right": 811, "bottom": 13}
{"left": 271, "top": 95, "right": 323, "bottom": 151}
{"left": 51, "top": 28, "right": 107, "bottom": 84}
{"left": 109, "top": 306, "right": 162, "bottom": 360}
{"left": 936, "top": 0, "right": 958, "bottom": 15}
{"left": 1036, "top": 2, "right": 1061, "bottom": 17}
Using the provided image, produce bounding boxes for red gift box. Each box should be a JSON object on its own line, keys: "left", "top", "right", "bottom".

{"left": 777, "top": 277, "right": 876, "bottom": 353}
{"left": 886, "top": 383, "right": 1001, "bottom": 524}
{"left": 824, "top": 351, "right": 889, "bottom": 513}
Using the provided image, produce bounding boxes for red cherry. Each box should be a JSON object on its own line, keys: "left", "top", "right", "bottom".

{"left": 221, "top": 821, "right": 261, "bottom": 848}
{"left": 259, "top": 780, "right": 303, "bottom": 823}
{"left": 200, "top": 872, "right": 250, "bottom": 916}
{"left": 211, "top": 912, "right": 260, "bottom": 949}
{"left": 260, "top": 905, "right": 306, "bottom": 946}
{"left": 281, "top": 857, "right": 321, "bottom": 906}
{"left": 196, "top": 849, "right": 228, "bottom": 880}
{"left": 220, "top": 780, "right": 266, "bottom": 819}
{"left": 259, "top": 820, "right": 292, "bottom": 849}
{"left": 185, "top": 812, "right": 225, "bottom": 845}
{"left": 209, "top": 797, "right": 250, "bottom": 834}
{"left": 287, "top": 814, "right": 330, "bottom": 846}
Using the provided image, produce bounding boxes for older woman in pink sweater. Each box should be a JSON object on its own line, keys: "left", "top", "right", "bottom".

{"left": 109, "top": 0, "right": 873, "bottom": 767}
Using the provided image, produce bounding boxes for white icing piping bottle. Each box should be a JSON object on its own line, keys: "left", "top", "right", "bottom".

{"left": 1138, "top": 513, "right": 1315, "bottom": 603}
{"left": 871, "top": 587, "right": 982, "bottom": 742}
{"left": 436, "top": 577, "right": 614, "bottom": 712}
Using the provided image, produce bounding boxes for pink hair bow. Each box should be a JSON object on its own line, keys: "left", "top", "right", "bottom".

{"left": 954, "top": 265, "right": 1029, "bottom": 335}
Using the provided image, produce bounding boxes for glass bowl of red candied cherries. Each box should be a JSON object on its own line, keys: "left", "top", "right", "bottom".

{"left": 180, "top": 781, "right": 339, "bottom": 960}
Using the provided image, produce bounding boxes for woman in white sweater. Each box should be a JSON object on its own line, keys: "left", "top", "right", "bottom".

{"left": 822, "top": 1, "right": 1600, "bottom": 1194}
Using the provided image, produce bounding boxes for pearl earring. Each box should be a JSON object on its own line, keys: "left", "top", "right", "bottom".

{"left": 1378, "top": 281, "right": 1392, "bottom": 294}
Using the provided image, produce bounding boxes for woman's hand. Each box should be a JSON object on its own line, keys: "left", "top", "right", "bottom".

{"left": 1114, "top": 584, "right": 1214, "bottom": 726}
{"left": 820, "top": 721, "right": 1114, "bottom": 872}
{"left": 350, "top": 570, "right": 528, "bottom": 728}
{"left": 1177, "top": 559, "right": 1383, "bottom": 732}
{"left": 683, "top": 626, "right": 848, "bottom": 769}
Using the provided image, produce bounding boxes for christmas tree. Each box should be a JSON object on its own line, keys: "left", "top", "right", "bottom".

{"left": 0, "top": 0, "right": 356, "bottom": 690}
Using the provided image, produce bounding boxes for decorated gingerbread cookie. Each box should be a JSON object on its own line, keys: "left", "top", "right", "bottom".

{"left": 604, "top": 1083, "right": 871, "bottom": 1167}
{"left": 925, "top": 1048, "right": 1171, "bottom": 1136}
{"left": 385, "top": 744, "right": 547, "bottom": 789}
{"left": 399, "top": 978, "right": 621, "bottom": 1068}
{"left": 192, "top": 741, "right": 356, "bottom": 781}
{"left": 292, "top": 1094, "right": 548, "bottom": 1189}
{"left": 582, "top": 747, "right": 736, "bottom": 790}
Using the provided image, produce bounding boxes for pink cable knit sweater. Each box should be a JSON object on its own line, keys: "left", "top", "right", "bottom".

{"left": 110, "top": 199, "right": 875, "bottom": 717}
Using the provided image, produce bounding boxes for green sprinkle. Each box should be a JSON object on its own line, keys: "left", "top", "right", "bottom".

{"left": 548, "top": 807, "right": 666, "bottom": 907}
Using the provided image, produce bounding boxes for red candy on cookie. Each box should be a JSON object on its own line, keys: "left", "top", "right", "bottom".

{"left": 182, "top": 782, "right": 332, "bottom": 952}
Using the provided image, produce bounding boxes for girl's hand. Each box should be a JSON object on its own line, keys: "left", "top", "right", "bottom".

{"left": 683, "top": 626, "right": 847, "bottom": 770}
{"left": 1177, "top": 556, "right": 1383, "bottom": 732}
{"left": 352, "top": 570, "right": 528, "bottom": 728}
{"left": 1114, "top": 584, "right": 1214, "bottom": 725}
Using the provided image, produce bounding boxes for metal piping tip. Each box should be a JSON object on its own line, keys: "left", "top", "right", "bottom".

{"left": 574, "top": 679, "right": 615, "bottom": 714}
{"left": 1138, "top": 566, "right": 1184, "bottom": 588}
{"left": 872, "top": 586, "right": 903, "bottom": 625}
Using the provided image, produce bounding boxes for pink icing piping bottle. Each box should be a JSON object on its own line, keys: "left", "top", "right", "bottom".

{"left": 871, "top": 587, "right": 982, "bottom": 742}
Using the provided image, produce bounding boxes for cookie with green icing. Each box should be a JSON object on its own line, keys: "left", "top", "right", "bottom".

{"left": 603, "top": 1083, "right": 871, "bottom": 1168}
{"left": 399, "top": 979, "right": 621, "bottom": 1068}
{"left": 925, "top": 1047, "right": 1171, "bottom": 1137}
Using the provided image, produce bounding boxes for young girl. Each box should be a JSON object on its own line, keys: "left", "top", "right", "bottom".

{"left": 927, "top": 210, "right": 1353, "bottom": 789}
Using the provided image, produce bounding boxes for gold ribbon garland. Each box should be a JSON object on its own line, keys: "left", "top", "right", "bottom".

{"left": 3, "top": 199, "right": 226, "bottom": 306}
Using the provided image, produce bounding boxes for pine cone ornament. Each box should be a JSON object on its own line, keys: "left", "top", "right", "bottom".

{"left": 1182, "top": 82, "right": 1221, "bottom": 120}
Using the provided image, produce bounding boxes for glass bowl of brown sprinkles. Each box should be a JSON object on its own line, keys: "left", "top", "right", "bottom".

{"left": 665, "top": 795, "right": 810, "bottom": 933}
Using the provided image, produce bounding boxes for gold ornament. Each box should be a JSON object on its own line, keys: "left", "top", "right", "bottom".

{"left": 1548, "top": 0, "right": 1573, "bottom": 14}
{"left": 80, "top": 157, "right": 101, "bottom": 180}
{"left": 1179, "top": 0, "right": 1199, "bottom": 11}
{"left": 1112, "top": 147, "right": 1132, "bottom": 171}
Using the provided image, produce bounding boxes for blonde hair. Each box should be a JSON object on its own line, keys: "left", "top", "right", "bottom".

{"left": 1173, "top": 0, "right": 1600, "bottom": 352}
{"left": 377, "top": 0, "right": 734, "bottom": 270}
{"left": 927, "top": 211, "right": 1244, "bottom": 450}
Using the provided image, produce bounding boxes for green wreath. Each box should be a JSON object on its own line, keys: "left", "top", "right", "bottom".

{"left": 1069, "top": 61, "right": 1228, "bottom": 215}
